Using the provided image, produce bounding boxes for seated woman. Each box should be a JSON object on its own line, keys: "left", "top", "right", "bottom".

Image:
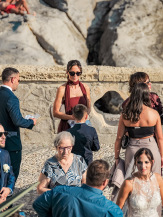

{"left": 53, "top": 59, "right": 91, "bottom": 133}
{"left": 122, "top": 71, "right": 163, "bottom": 121}
{"left": 114, "top": 83, "right": 163, "bottom": 176}
{"left": 37, "top": 131, "right": 87, "bottom": 194}
{"left": 116, "top": 148, "right": 163, "bottom": 217}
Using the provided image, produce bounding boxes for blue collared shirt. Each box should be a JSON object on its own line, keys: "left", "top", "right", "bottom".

{"left": 33, "top": 184, "right": 123, "bottom": 217}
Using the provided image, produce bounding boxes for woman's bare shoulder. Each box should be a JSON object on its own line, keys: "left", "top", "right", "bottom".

{"left": 154, "top": 173, "right": 163, "bottom": 182}
{"left": 58, "top": 83, "right": 66, "bottom": 93}
{"left": 149, "top": 107, "right": 160, "bottom": 119}
{"left": 123, "top": 177, "right": 134, "bottom": 188}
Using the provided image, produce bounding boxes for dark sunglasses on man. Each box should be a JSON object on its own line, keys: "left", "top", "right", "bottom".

{"left": 0, "top": 132, "right": 8, "bottom": 137}
{"left": 69, "top": 71, "right": 82, "bottom": 76}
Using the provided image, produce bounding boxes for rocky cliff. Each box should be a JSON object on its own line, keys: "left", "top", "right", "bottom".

{"left": 0, "top": 0, "right": 163, "bottom": 67}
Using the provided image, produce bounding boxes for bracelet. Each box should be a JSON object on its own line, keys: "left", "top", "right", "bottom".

{"left": 115, "top": 157, "right": 119, "bottom": 160}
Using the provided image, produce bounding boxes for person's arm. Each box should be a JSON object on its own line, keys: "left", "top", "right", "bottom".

{"left": 91, "top": 129, "right": 100, "bottom": 151}
{"left": 7, "top": 96, "right": 34, "bottom": 129}
{"left": 154, "top": 113, "right": 163, "bottom": 167}
{"left": 83, "top": 83, "right": 91, "bottom": 114}
{"left": 155, "top": 173, "right": 163, "bottom": 206}
{"left": 81, "top": 171, "right": 87, "bottom": 184}
{"left": 116, "top": 179, "right": 133, "bottom": 209}
{"left": 114, "top": 115, "right": 126, "bottom": 165}
{"left": 53, "top": 85, "right": 74, "bottom": 120}
{"left": 6, "top": 154, "right": 15, "bottom": 194}
{"left": 33, "top": 190, "right": 53, "bottom": 217}
{"left": 37, "top": 173, "right": 51, "bottom": 195}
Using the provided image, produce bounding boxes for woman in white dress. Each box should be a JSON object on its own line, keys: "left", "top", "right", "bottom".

{"left": 116, "top": 148, "right": 163, "bottom": 217}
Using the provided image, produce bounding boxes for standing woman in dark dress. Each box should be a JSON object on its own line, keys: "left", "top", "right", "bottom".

{"left": 53, "top": 60, "right": 91, "bottom": 133}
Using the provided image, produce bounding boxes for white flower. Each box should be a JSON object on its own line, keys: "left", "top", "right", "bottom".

{"left": 3, "top": 164, "right": 10, "bottom": 173}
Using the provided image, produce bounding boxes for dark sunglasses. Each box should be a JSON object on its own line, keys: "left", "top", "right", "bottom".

{"left": 145, "top": 80, "right": 151, "bottom": 84}
{"left": 0, "top": 132, "right": 8, "bottom": 137}
{"left": 69, "top": 71, "right": 82, "bottom": 76}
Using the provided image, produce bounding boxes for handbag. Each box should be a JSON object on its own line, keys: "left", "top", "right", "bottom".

{"left": 121, "top": 135, "right": 129, "bottom": 149}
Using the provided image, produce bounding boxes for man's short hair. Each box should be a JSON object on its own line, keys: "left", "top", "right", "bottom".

{"left": 72, "top": 104, "right": 88, "bottom": 121}
{"left": 2, "top": 67, "right": 19, "bottom": 82}
{"left": 86, "top": 160, "right": 110, "bottom": 186}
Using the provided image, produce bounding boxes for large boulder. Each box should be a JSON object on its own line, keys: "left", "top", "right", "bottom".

{"left": 67, "top": 0, "right": 96, "bottom": 38}
{"left": 86, "top": 0, "right": 110, "bottom": 64}
{"left": 28, "top": 6, "right": 88, "bottom": 65}
{"left": 42, "top": 0, "right": 68, "bottom": 11}
{"left": 42, "top": 0, "right": 96, "bottom": 38}
{"left": 0, "top": 15, "right": 54, "bottom": 66}
{"left": 94, "top": 91, "right": 124, "bottom": 114}
{"left": 98, "top": 0, "right": 163, "bottom": 67}
{"left": 0, "top": 0, "right": 88, "bottom": 66}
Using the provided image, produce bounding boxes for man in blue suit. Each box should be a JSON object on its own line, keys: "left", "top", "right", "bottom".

{"left": 0, "top": 67, "right": 36, "bottom": 180}
{"left": 0, "top": 124, "right": 15, "bottom": 204}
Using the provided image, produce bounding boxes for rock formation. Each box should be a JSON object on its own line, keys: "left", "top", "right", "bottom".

{"left": 0, "top": 0, "right": 89, "bottom": 65}
{"left": 98, "top": 0, "right": 163, "bottom": 67}
{"left": 0, "top": 0, "right": 163, "bottom": 67}
{"left": 94, "top": 91, "right": 124, "bottom": 114}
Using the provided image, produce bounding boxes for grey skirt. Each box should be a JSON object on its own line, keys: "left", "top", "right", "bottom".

{"left": 125, "top": 136, "right": 161, "bottom": 176}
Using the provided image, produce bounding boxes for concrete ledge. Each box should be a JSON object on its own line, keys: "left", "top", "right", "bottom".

{"left": 1, "top": 65, "right": 163, "bottom": 82}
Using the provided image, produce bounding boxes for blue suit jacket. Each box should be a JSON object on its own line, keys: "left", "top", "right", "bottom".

{"left": 0, "top": 86, "right": 34, "bottom": 151}
{"left": 67, "top": 123, "right": 100, "bottom": 165}
{"left": 0, "top": 149, "right": 15, "bottom": 192}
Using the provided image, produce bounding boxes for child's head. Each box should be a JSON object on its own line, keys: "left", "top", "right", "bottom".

{"left": 72, "top": 104, "right": 88, "bottom": 122}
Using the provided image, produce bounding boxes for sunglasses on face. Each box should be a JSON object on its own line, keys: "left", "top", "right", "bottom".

{"left": 69, "top": 71, "right": 82, "bottom": 76}
{"left": 58, "top": 146, "right": 73, "bottom": 151}
{"left": 0, "top": 132, "right": 8, "bottom": 137}
{"left": 145, "top": 80, "right": 151, "bottom": 84}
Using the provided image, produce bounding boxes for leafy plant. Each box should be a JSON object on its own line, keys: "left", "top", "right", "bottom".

{"left": 0, "top": 182, "right": 38, "bottom": 217}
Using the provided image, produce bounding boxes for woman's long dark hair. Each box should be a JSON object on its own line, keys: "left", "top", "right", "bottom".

{"left": 122, "top": 83, "right": 151, "bottom": 122}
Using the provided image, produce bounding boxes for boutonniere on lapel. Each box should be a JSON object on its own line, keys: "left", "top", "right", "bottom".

{"left": 3, "top": 164, "right": 10, "bottom": 173}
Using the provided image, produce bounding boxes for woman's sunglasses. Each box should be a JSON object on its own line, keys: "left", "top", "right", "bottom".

{"left": 145, "top": 80, "right": 151, "bottom": 84}
{"left": 69, "top": 71, "right": 82, "bottom": 76}
{"left": 0, "top": 132, "right": 8, "bottom": 137}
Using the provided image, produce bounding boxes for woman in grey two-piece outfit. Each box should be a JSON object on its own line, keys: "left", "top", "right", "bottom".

{"left": 114, "top": 83, "right": 163, "bottom": 176}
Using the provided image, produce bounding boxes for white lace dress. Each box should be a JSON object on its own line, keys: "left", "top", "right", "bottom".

{"left": 128, "top": 174, "right": 161, "bottom": 217}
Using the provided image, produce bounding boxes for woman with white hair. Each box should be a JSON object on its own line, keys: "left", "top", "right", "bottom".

{"left": 37, "top": 131, "right": 87, "bottom": 194}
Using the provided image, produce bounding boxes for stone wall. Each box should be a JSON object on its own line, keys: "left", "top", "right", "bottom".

{"left": 1, "top": 65, "right": 163, "bottom": 148}
{"left": 0, "top": 65, "right": 163, "bottom": 187}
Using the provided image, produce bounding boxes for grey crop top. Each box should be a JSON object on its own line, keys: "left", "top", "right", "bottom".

{"left": 126, "top": 126, "right": 155, "bottom": 138}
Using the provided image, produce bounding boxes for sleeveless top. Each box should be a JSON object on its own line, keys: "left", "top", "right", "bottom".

{"left": 128, "top": 174, "right": 161, "bottom": 217}
{"left": 126, "top": 126, "right": 155, "bottom": 138}
{"left": 58, "top": 96, "right": 87, "bottom": 132}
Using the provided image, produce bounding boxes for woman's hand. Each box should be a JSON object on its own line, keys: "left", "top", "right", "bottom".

{"left": 0, "top": 187, "right": 10, "bottom": 199}
{"left": 161, "top": 157, "right": 163, "bottom": 168}
{"left": 115, "top": 158, "right": 120, "bottom": 166}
